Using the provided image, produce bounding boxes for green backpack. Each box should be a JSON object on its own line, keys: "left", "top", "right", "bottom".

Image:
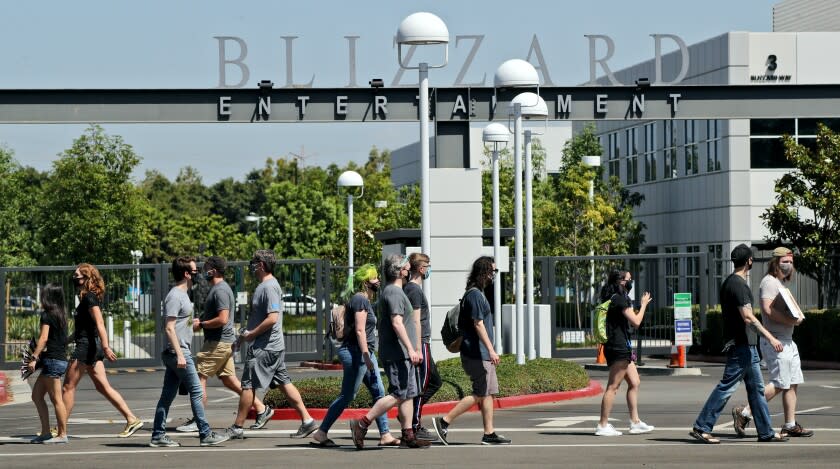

{"left": 593, "top": 297, "right": 612, "bottom": 344}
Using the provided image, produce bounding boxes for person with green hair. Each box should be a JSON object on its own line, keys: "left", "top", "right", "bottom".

{"left": 311, "top": 264, "right": 400, "bottom": 447}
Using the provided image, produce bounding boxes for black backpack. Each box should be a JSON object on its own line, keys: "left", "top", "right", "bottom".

{"left": 440, "top": 287, "right": 478, "bottom": 353}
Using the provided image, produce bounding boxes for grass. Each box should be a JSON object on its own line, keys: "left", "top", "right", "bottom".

{"left": 264, "top": 354, "right": 590, "bottom": 409}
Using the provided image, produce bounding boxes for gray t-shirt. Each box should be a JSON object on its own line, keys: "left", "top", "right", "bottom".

{"left": 404, "top": 282, "right": 431, "bottom": 343}
{"left": 377, "top": 283, "right": 416, "bottom": 362}
{"left": 201, "top": 280, "right": 236, "bottom": 343}
{"left": 249, "top": 277, "right": 284, "bottom": 352}
{"left": 163, "top": 287, "right": 193, "bottom": 353}
{"left": 760, "top": 274, "right": 794, "bottom": 341}
{"left": 345, "top": 293, "right": 378, "bottom": 351}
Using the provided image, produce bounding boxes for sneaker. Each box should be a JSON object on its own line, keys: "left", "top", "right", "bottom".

{"left": 200, "top": 431, "right": 231, "bottom": 447}
{"left": 629, "top": 420, "right": 655, "bottom": 434}
{"left": 290, "top": 419, "right": 317, "bottom": 438}
{"left": 250, "top": 406, "right": 274, "bottom": 430}
{"left": 732, "top": 405, "right": 751, "bottom": 438}
{"left": 780, "top": 422, "right": 814, "bottom": 438}
{"left": 42, "top": 436, "right": 69, "bottom": 444}
{"left": 176, "top": 418, "right": 198, "bottom": 433}
{"left": 349, "top": 419, "right": 368, "bottom": 450}
{"left": 149, "top": 435, "right": 180, "bottom": 447}
{"left": 431, "top": 417, "right": 449, "bottom": 446}
{"left": 414, "top": 426, "right": 438, "bottom": 442}
{"left": 595, "top": 423, "right": 622, "bottom": 436}
{"left": 118, "top": 418, "right": 144, "bottom": 438}
{"left": 224, "top": 425, "right": 245, "bottom": 439}
{"left": 481, "top": 432, "right": 511, "bottom": 445}
{"left": 30, "top": 433, "right": 52, "bottom": 444}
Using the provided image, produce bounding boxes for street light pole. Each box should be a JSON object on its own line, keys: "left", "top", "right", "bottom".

{"left": 582, "top": 156, "right": 602, "bottom": 307}
{"left": 513, "top": 102, "right": 525, "bottom": 365}
{"left": 338, "top": 170, "right": 364, "bottom": 280}
{"left": 524, "top": 129, "right": 535, "bottom": 360}
{"left": 483, "top": 123, "right": 509, "bottom": 354}
{"left": 347, "top": 193, "right": 354, "bottom": 278}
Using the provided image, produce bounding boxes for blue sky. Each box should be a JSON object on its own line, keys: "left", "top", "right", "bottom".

{"left": 0, "top": 0, "right": 779, "bottom": 183}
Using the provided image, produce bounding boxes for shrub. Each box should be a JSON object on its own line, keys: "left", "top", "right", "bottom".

{"left": 264, "top": 354, "right": 590, "bottom": 409}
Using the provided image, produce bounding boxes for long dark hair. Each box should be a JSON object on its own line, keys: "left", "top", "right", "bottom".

{"left": 599, "top": 269, "right": 629, "bottom": 302}
{"left": 467, "top": 256, "right": 495, "bottom": 290}
{"left": 41, "top": 283, "right": 67, "bottom": 330}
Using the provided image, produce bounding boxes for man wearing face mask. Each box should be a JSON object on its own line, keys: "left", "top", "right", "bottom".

{"left": 225, "top": 250, "right": 317, "bottom": 440}
{"left": 404, "top": 253, "right": 441, "bottom": 441}
{"left": 732, "top": 247, "right": 813, "bottom": 438}
{"left": 690, "top": 244, "right": 787, "bottom": 444}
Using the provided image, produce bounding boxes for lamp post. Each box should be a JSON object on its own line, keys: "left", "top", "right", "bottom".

{"left": 396, "top": 12, "right": 449, "bottom": 298}
{"left": 496, "top": 59, "right": 540, "bottom": 365}
{"left": 129, "top": 249, "right": 142, "bottom": 304}
{"left": 582, "top": 156, "right": 602, "bottom": 306}
{"left": 513, "top": 93, "right": 548, "bottom": 361}
{"left": 245, "top": 212, "right": 266, "bottom": 236}
{"left": 483, "top": 123, "right": 510, "bottom": 354}
{"left": 338, "top": 170, "right": 364, "bottom": 278}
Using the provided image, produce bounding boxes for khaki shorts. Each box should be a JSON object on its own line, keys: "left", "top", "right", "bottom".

{"left": 195, "top": 341, "right": 235, "bottom": 378}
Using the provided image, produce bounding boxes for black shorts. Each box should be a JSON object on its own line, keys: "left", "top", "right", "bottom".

{"left": 604, "top": 346, "right": 632, "bottom": 367}
{"left": 72, "top": 337, "right": 105, "bottom": 366}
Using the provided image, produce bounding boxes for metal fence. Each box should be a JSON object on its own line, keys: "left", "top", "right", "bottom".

{"left": 1, "top": 259, "right": 330, "bottom": 369}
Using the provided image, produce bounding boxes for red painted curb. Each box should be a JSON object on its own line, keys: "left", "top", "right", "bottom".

{"left": 0, "top": 371, "right": 8, "bottom": 405}
{"left": 299, "top": 361, "right": 344, "bottom": 371}
{"left": 250, "top": 379, "right": 603, "bottom": 421}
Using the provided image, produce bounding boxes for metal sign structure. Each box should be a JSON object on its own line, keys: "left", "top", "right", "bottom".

{"left": 3, "top": 84, "right": 840, "bottom": 123}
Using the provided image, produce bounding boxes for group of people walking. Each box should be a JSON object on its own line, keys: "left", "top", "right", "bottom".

{"left": 593, "top": 244, "right": 813, "bottom": 443}
{"left": 26, "top": 250, "right": 510, "bottom": 448}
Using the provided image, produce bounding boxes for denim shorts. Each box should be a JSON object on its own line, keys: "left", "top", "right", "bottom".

{"left": 41, "top": 358, "right": 68, "bottom": 378}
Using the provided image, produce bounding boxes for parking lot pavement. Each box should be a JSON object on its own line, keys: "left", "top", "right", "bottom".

{"left": 1, "top": 364, "right": 838, "bottom": 467}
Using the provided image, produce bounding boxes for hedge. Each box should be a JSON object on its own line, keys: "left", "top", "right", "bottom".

{"left": 264, "top": 355, "right": 590, "bottom": 409}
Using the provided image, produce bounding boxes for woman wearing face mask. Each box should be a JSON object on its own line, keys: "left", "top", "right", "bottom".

{"left": 595, "top": 270, "right": 654, "bottom": 437}
{"left": 62, "top": 263, "right": 143, "bottom": 438}
{"left": 311, "top": 264, "right": 400, "bottom": 447}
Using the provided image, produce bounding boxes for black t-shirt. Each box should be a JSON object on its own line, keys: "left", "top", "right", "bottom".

{"left": 459, "top": 288, "right": 494, "bottom": 360}
{"left": 720, "top": 273, "right": 757, "bottom": 345}
{"left": 40, "top": 311, "right": 68, "bottom": 360}
{"left": 344, "top": 293, "right": 377, "bottom": 351}
{"left": 605, "top": 293, "right": 632, "bottom": 350}
{"left": 74, "top": 292, "right": 100, "bottom": 342}
{"left": 403, "top": 282, "right": 430, "bottom": 343}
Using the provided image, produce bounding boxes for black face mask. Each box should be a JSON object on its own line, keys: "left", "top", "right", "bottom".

{"left": 624, "top": 280, "right": 633, "bottom": 292}
{"left": 367, "top": 282, "right": 380, "bottom": 293}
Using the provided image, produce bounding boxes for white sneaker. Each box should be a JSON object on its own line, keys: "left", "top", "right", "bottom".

{"left": 595, "top": 424, "right": 622, "bottom": 436}
{"left": 629, "top": 420, "right": 655, "bottom": 434}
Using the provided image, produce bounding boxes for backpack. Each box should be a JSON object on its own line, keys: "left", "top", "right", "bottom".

{"left": 328, "top": 303, "right": 349, "bottom": 345}
{"left": 593, "top": 296, "right": 613, "bottom": 344}
{"left": 441, "top": 287, "right": 478, "bottom": 353}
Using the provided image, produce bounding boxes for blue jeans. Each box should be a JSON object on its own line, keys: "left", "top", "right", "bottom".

{"left": 319, "top": 344, "right": 390, "bottom": 435}
{"left": 153, "top": 351, "right": 211, "bottom": 439}
{"left": 693, "top": 344, "right": 774, "bottom": 439}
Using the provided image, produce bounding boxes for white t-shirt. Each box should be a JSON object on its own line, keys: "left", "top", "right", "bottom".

{"left": 759, "top": 274, "right": 794, "bottom": 341}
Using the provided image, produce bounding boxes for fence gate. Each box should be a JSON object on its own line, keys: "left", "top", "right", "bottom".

{"left": 1, "top": 259, "right": 332, "bottom": 369}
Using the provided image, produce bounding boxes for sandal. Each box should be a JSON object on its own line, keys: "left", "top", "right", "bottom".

{"left": 377, "top": 438, "right": 401, "bottom": 447}
{"left": 689, "top": 428, "right": 720, "bottom": 444}
{"left": 309, "top": 438, "right": 338, "bottom": 448}
{"left": 758, "top": 432, "right": 789, "bottom": 443}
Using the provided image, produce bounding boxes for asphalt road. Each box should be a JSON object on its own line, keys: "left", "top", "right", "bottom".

{"left": 1, "top": 361, "right": 838, "bottom": 468}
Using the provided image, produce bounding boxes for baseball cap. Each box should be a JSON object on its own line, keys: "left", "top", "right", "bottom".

{"left": 730, "top": 244, "right": 753, "bottom": 265}
{"left": 772, "top": 246, "right": 793, "bottom": 257}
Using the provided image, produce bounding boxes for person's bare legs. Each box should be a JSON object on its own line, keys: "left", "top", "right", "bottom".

{"left": 397, "top": 398, "right": 413, "bottom": 431}
{"left": 88, "top": 361, "right": 137, "bottom": 423}
{"left": 599, "top": 360, "right": 629, "bottom": 426}
{"left": 782, "top": 384, "right": 798, "bottom": 424}
{"left": 45, "top": 376, "right": 68, "bottom": 437}
{"left": 624, "top": 362, "right": 642, "bottom": 423}
{"left": 32, "top": 377, "right": 50, "bottom": 436}
{"left": 280, "top": 382, "right": 311, "bottom": 422}
{"left": 61, "top": 360, "right": 84, "bottom": 417}
{"left": 441, "top": 395, "right": 478, "bottom": 425}
{"left": 478, "top": 396, "right": 494, "bottom": 434}
{"left": 234, "top": 388, "right": 255, "bottom": 426}
{"left": 364, "top": 394, "right": 399, "bottom": 422}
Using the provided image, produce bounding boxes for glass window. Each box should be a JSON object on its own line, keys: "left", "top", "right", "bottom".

{"left": 644, "top": 123, "right": 657, "bottom": 182}
{"left": 686, "top": 246, "right": 700, "bottom": 306}
{"left": 663, "top": 120, "right": 678, "bottom": 179}
{"left": 708, "top": 244, "right": 723, "bottom": 305}
{"left": 625, "top": 127, "right": 638, "bottom": 185}
{"left": 706, "top": 120, "right": 721, "bottom": 172}
{"left": 607, "top": 132, "right": 620, "bottom": 179}
{"left": 750, "top": 138, "right": 791, "bottom": 168}
{"left": 750, "top": 119, "right": 795, "bottom": 136}
{"left": 664, "top": 246, "right": 680, "bottom": 306}
{"left": 798, "top": 118, "right": 840, "bottom": 135}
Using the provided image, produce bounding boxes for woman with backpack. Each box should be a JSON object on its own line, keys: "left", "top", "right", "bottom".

{"left": 595, "top": 269, "right": 654, "bottom": 437}
{"left": 310, "top": 264, "right": 400, "bottom": 447}
{"left": 28, "top": 283, "right": 70, "bottom": 443}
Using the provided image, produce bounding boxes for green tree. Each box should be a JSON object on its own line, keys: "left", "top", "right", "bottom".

{"left": 0, "top": 147, "right": 45, "bottom": 266}
{"left": 36, "top": 125, "right": 151, "bottom": 265}
{"left": 761, "top": 123, "right": 840, "bottom": 307}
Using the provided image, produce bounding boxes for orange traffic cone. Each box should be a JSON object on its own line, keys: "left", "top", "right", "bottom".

{"left": 678, "top": 345, "right": 687, "bottom": 368}
{"left": 667, "top": 345, "right": 680, "bottom": 368}
{"left": 596, "top": 344, "right": 606, "bottom": 364}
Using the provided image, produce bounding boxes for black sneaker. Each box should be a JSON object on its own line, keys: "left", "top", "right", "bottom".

{"left": 414, "top": 426, "right": 438, "bottom": 442}
{"left": 250, "top": 406, "right": 274, "bottom": 430}
{"left": 431, "top": 417, "right": 449, "bottom": 446}
{"left": 481, "top": 432, "right": 511, "bottom": 445}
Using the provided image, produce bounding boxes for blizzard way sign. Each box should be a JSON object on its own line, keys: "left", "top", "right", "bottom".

{"left": 674, "top": 292, "right": 693, "bottom": 346}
